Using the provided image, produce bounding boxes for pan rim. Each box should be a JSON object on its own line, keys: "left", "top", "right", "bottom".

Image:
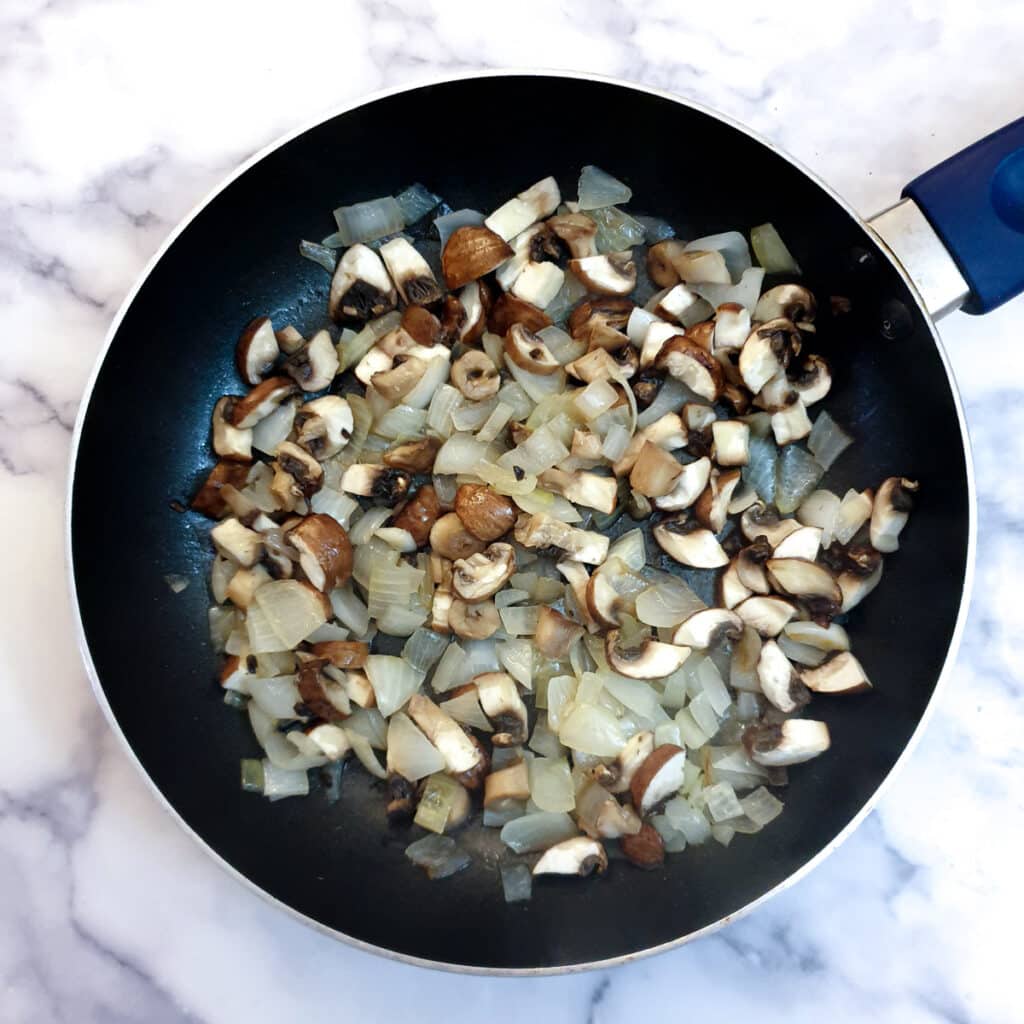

{"left": 64, "top": 66, "right": 977, "bottom": 976}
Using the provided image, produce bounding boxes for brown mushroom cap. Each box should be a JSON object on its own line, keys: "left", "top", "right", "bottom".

{"left": 382, "top": 436, "right": 441, "bottom": 474}
{"left": 487, "top": 292, "right": 553, "bottom": 336}
{"left": 442, "top": 226, "right": 513, "bottom": 289}
{"left": 310, "top": 640, "right": 368, "bottom": 670}
{"left": 235, "top": 316, "right": 280, "bottom": 386}
{"left": 534, "top": 607, "right": 585, "bottom": 660}
{"left": 401, "top": 304, "right": 443, "bottom": 347}
{"left": 454, "top": 485, "right": 517, "bottom": 542}
{"left": 605, "top": 631, "right": 690, "bottom": 680}
{"left": 429, "top": 512, "right": 489, "bottom": 560}
{"left": 288, "top": 514, "right": 353, "bottom": 591}
{"left": 503, "top": 323, "right": 560, "bottom": 376}
{"left": 568, "top": 297, "right": 634, "bottom": 351}
{"left": 191, "top": 460, "right": 250, "bottom": 519}
{"left": 568, "top": 251, "right": 637, "bottom": 296}
{"left": 630, "top": 744, "right": 687, "bottom": 814}
{"left": 229, "top": 377, "right": 298, "bottom": 429}
{"left": 547, "top": 212, "right": 599, "bottom": 258}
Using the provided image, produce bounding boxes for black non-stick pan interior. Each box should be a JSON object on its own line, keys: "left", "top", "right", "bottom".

{"left": 71, "top": 75, "right": 970, "bottom": 970}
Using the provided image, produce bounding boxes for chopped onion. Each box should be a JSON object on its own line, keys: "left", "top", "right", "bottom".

{"left": 440, "top": 688, "right": 492, "bottom": 732}
{"left": 405, "top": 834, "right": 471, "bottom": 879}
{"left": 500, "top": 811, "right": 578, "bottom": 853}
{"left": 497, "top": 424, "right": 569, "bottom": 477}
{"left": 635, "top": 579, "right": 705, "bottom": 628}
{"left": 248, "top": 676, "right": 301, "bottom": 720}
{"left": 337, "top": 312, "right": 402, "bottom": 372}
{"left": 513, "top": 488, "right": 582, "bottom": 523}
{"left": 306, "top": 622, "right": 350, "bottom": 643}
{"left": 797, "top": 489, "right": 841, "bottom": 547}
{"left": 375, "top": 604, "right": 427, "bottom": 638}
{"left": 485, "top": 799, "right": 526, "bottom": 828}
{"left": 387, "top": 712, "right": 445, "bottom": 781}
{"left": 627, "top": 307, "right": 659, "bottom": 345}
{"left": 497, "top": 638, "right": 533, "bottom": 688}
{"left": 329, "top": 585, "right": 369, "bottom": 635}
{"left": 650, "top": 813, "right": 688, "bottom": 852}
{"left": 240, "top": 757, "right": 264, "bottom": 793}
{"left": 539, "top": 325, "right": 587, "bottom": 366}
{"left": 692, "top": 266, "right": 765, "bottom": 312}
{"left": 432, "top": 473, "right": 457, "bottom": 507}
{"left": 476, "top": 401, "right": 515, "bottom": 444}
{"left": 775, "top": 445, "right": 824, "bottom": 515}
{"left": 504, "top": 358, "right": 567, "bottom": 404}
{"left": 685, "top": 231, "right": 751, "bottom": 282}
{"left": 499, "top": 604, "right": 540, "bottom": 637}
{"left": 434, "top": 433, "right": 492, "bottom": 476}
{"left": 664, "top": 797, "right": 712, "bottom": 843}
{"left": 402, "top": 628, "right": 449, "bottom": 674}
{"left": 494, "top": 588, "right": 530, "bottom": 608}
{"left": 346, "top": 707, "right": 388, "bottom": 748}
{"left": 608, "top": 528, "right": 645, "bottom": 571}
{"left": 741, "top": 786, "right": 784, "bottom": 826}
{"left": 696, "top": 658, "right": 731, "bottom": 716}
{"left": 592, "top": 206, "right": 646, "bottom": 252}
{"left": 434, "top": 208, "right": 485, "bottom": 248}
{"left": 374, "top": 404, "right": 428, "bottom": 440}
{"left": 347, "top": 731, "right": 386, "bottom": 779}
{"left": 395, "top": 182, "right": 442, "bottom": 224}
{"left": 545, "top": 272, "right": 589, "bottom": 325}
{"left": 500, "top": 863, "right": 533, "bottom": 903}
{"left": 349, "top": 507, "right": 392, "bottom": 547}
{"left": 577, "top": 165, "right": 633, "bottom": 210}
{"left": 364, "top": 655, "right": 424, "bottom": 717}
{"left": 451, "top": 396, "right": 498, "bottom": 433}
{"left": 687, "top": 691, "right": 720, "bottom": 738}
{"left": 743, "top": 430, "right": 778, "bottom": 505}
{"left": 496, "top": 381, "right": 535, "bottom": 423}
{"left": 703, "top": 781, "right": 744, "bottom": 823}
{"left": 403, "top": 355, "right": 452, "bottom": 411}
{"left": 529, "top": 757, "right": 575, "bottom": 812}
{"left": 310, "top": 488, "right": 359, "bottom": 527}
{"left": 251, "top": 399, "right": 296, "bottom": 455}
{"left": 655, "top": 721, "right": 683, "bottom": 748}
{"left": 462, "top": 638, "right": 499, "bottom": 676}
{"left": 834, "top": 488, "right": 873, "bottom": 545}
{"left": 574, "top": 379, "right": 619, "bottom": 421}
{"left": 601, "top": 423, "right": 631, "bottom": 462}
{"left": 808, "top": 411, "right": 853, "bottom": 471}
{"left": 208, "top": 606, "right": 235, "bottom": 651}
{"left": 546, "top": 675, "right": 577, "bottom": 730}
{"left": 558, "top": 703, "right": 625, "bottom": 756}
{"left": 751, "top": 222, "right": 801, "bottom": 274}
{"left": 253, "top": 581, "right": 327, "bottom": 649}
{"left": 261, "top": 760, "right": 310, "bottom": 801}
{"left": 602, "top": 674, "right": 670, "bottom": 724}
{"left": 636, "top": 377, "right": 692, "bottom": 429}
{"left": 430, "top": 640, "right": 472, "bottom": 693}
{"left": 332, "top": 196, "right": 405, "bottom": 246}
{"left": 636, "top": 215, "right": 675, "bottom": 244}
{"left": 426, "top": 384, "right": 462, "bottom": 439}
{"left": 529, "top": 714, "right": 564, "bottom": 758}
{"left": 298, "top": 239, "right": 337, "bottom": 273}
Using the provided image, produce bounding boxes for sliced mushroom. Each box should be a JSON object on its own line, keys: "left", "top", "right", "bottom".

{"left": 711, "top": 420, "right": 750, "bottom": 466}
{"left": 694, "top": 469, "right": 742, "bottom": 533}
{"left": 442, "top": 226, "right": 514, "bottom": 289}
{"left": 402, "top": 303, "right": 443, "bottom": 347}
{"left": 605, "top": 630, "right": 689, "bottom": 680}
{"left": 274, "top": 441, "right": 324, "bottom": 501}
{"left": 629, "top": 442, "right": 683, "bottom": 498}
{"left": 790, "top": 353, "right": 832, "bottom": 406}
{"left": 568, "top": 297, "right": 634, "bottom": 351}
{"left": 283, "top": 329, "right": 339, "bottom": 392}
{"left": 451, "top": 543, "right": 516, "bottom": 602}
{"left": 512, "top": 261, "right": 565, "bottom": 309}
{"left": 639, "top": 321, "right": 681, "bottom": 369}
{"left": 210, "top": 517, "right": 264, "bottom": 567}
{"left": 838, "top": 562, "right": 883, "bottom": 612}
{"left": 453, "top": 485, "right": 517, "bottom": 542}
{"left": 630, "top": 744, "right": 688, "bottom": 815}
{"left": 473, "top": 671, "right": 528, "bottom": 746}
{"left": 406, "top": 694, "right": 484, "bottom": 775}
{"left": 735, "top": 538, "right": 773, "bottom": 593}
{"left": 577, "top": 782, "right": 643, "bottom": 839}
{"left": 456, "top": 280, "right": 490, "bottom": 343}
{"left": 655, "top": 283, "right": 703, "bottom": 325}
{"left": 652, "top": 456, "right": 712, "bottom": 512}
{"left": 672, "top": 608, "right": 742, "bottom": 649}
{"left": 685, "top": 320, "right": 716, "bottom": 353}
{"left": 288, "top": 514, "right": 353, "bottom": 591}
{"left": 383, "top": 436, "right": 441, "bottom": 474}
{"left": 228, "top": 377, "right": 298, "bottom": 429}
{"left": 538, "top": 468, "right": 618, "bottom": 515}
{"left": 328, "top": 243, "right": 397, "bottom": 322}
{"left": 484, "top": 176, "right": 561, "bottom": 241}
{"left": 353, "top": 345, "right": 396, "bottom": 387}
{"left": 738, "top": 318, "right": 802, "bottom": 394}
{"left": 310, "top": 640, "right": 368, "bottom": 671}
{"left": 770, "top": 397, "right": 813, "bottom": 446}
{"left": 713, "top": 303, "right": 752, "bottom": 352}
{"left": 339, "top": 464, "right": 410, "bottom": 503}
{"left": 487, "top": 292, "right": 553, "bottom": 336}
{"left": 235, "top": 316, "right": 279, "bottom": 385}
{"left": 534, "top": 607, "right": 585, "bottom": 659}
{"left": 802, "top": 651, "right": 871, "bottom": 695}
{"left": 757, "top": 639, "right": 810, "bottom": 713}
{"left": 735, "top": 595, "right": 797, "bottom": 636}
{"left": 605, "top": 730, "right": 655, "bottom": 796}
{"left": 275, "top": 324, "right": 305, "bottom": 355}
{"left": 719, "top": 560, "right": 753, "bottom": 609}
{"left": 451, "top": 349, "right": 501, "bottom": 401}
{"left": 392, "top": 484, "right": 441, "bottom": 547}
{"left": 293, "top": 395, "right": 354, "bottom": 460}
{"left": 484, "top": 760, "right": 531, "bottom": 806}
{"left": 566, "top": 346, "right": 622, "bottom": 383}
{"left": 431, "top": 577, "right": 453, "bottom": 634}
{"left": 772, "top": 525, "right": 822, "bottom": 561}
{"left": 295, "top": 659, "right": 347, "bottom": 722}
{"left": 584, "top": 567, "right": 631, "bottom": 630}
{"left": 568, "top": 251, "right": 637, "bottom": 296}
{"left": 783, "top": 619, "right": 850, "bottom": 651}
{"left": 378, "top": 236, "right": 443, "bottom": 306}
{"left": 656, "top": 336, "right": 724, "bottom": 402}
{"left": 503, "top": 323, "right": 560, "bottom": 375}
{"left": 744, "top": 719, "right": 831, "bottom": 767}
{"left": 429, "top": 512, "right": 488, "bottom": 560}
{"left": 753, "top": 284, "right": 817, "bottom": 327}
{"left": 547, "top": 211, "right": 599, "bottom": 258}
{"left": 740, "top": 502, "right": 802, "bottom": 547}
{"left": 449, "top": 598, "right": 500, "bottom": 640}
{"left": 674, "top": 249, "right": 731, "bottom": 285}
{"left": 514, "top": 513, "right": 609, "bottom": 565}
{"left": 371, "top": 355, "right": 428, "bottom": 404}
{"left": 766, "top": 558, "right": 842, "bottom": 616}
{"left": 211, "top": 397, "right": 253, "bottom": 461}
{"left": 653, "top": 519, "right": 729, "bottom": 568}
{"left": 533, "top": 836, "right": 608, "bottom": 877}
{"left": 191, "top": 460, "right": 250, "bottom": 518}
{"left": 646, "top": 239, "right": 686, "bottom": 288}
{"left": 870, "top": 477, "right": 919, "bottom": 553}
{"left": 495, "top": 224, "right": 547, "bottom": 291}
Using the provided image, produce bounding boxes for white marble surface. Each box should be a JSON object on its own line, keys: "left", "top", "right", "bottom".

{"left": 2, "top": 0, "right": 1023, "bottom": 1020}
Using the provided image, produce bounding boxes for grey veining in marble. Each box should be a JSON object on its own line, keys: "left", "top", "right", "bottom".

{"left": 2, "top": 1, "right": 1023, "bottom": 1021}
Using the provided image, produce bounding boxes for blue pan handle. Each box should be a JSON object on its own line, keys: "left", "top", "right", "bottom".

{"left": 903, "top": 117, "right": 1024, "bottom": 314}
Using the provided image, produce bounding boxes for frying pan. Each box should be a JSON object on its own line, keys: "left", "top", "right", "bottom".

{"left": 67, "top": 71, "right": 1024, "bottom": 973}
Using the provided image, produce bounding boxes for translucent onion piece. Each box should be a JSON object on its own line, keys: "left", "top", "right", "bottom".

{"left": 602, "top": 674, "right": 670, "bottom": 724}
{"left": 684, "top": 231, "right": 751, "bottom": 282}
{"left": 513, "top": 489, "right": 582, "bottom": 523}
{"left": 395, "top": 182, "right": 442, "bottom": 224}
{"left": 650, "top": 813, "right": 688, "bottom": 853}
{"left": 655, "top": 721, "right": 683, "bottom": 748}
{"left": 476, "top": 401, "right": 515, "bottom": 444}
{"left": 696, "top": 658, "right": 731, "bottom": 716}
{"left": 497, "top": 425, "right": 569, "bottom": 477}
{"left": 462, "top": 638, "right": 500, "bottom": 676}
{"left": 375, "top": 603, "right": 428, "bottom": 638}
{"left": 373, "top": 404, "right": 428, "bottom": 441}
{"left": 504, "top": 358, "right": 567, "bottom": 404}
{"left": 494, "top": 588, "right": 530, "bottom": 608}
{"left": 430, "top": 640, "right": 472, "bottom": 693}
{"left": 635, "top": 579, "right": 706, "bottom": 628}
{"left": 363, "top": 655, "right": 425, "bottom": 717}
{"left": 591, "top": 206, "right": 646, "bottom": 253}
{"left": 692, "top": 267, "right": 765, "bottom": 312}
{"left": 253, "top": 581, "right": 327, "bottom": 649}
{"left": 635, "top": 215, "right": 675, "bottom": 244}
{"left": 574, "top": 379, "right": 619, "bottom": 420}
{"left": 704, "top": 781, "right": 744, "bottom": 822}
{"left": 337, "top": 313, "right": 402, "bottom": 372}
{"left": 775, "top": 445, "right": 824, "bottom": 515}
{"left": 608, "top": 528, "right": 645, "bottom": 571}
{"left": 636, "top": 377, "right": 691, "bottom": 429}
{"left": 261, "top": 761, "right": 310, "bottom": 801}
{"left": 539, "top": 325, "right": 587, "bottom": 366}
{"left": 627, "top": 307, "right": 659, "bottom": 345}
{"left": 558, "top": 703, "right": 626, "bottom": 756}
{"left": 345, "top": 707, "right": 388, "bottom": 748}
{"left": 687, "top": 691, "right": 720, "bottom": 738}
{"left": 807, "top": 411, "right": 853, "bottom": 471}
{"left": 743, "top": 430, "right": 778, "bottom": 505}
{"left": 451, "top": 396, "right": 499, "bottom": 433}
{"left": 310, "top": 488, "right": 359, "bottom": 527}
{"left": 529, "top": 757, "right": 576, "bottom": 812}
{"left": 712, "top": 824, "right": 737, "bottom": 845}
{"left": 545, "top": 271, "right": 589, "bottom": 326}
{"left": 434, "top": 433, "right": 492, "bottom": 475}
{"left": 240, "top": 757, "right": 264, "bottom": 792}
{"left": 248, "top": 676, "right": 301, "bottom": 720}
{"left": 439, "top": 688, "right": 493, "bottom": 732}
{"left": 349, "top": 506, "right": 392, "bottom": 547}
{"left": 497, "top": 638, "right": 533, "bottom": 688}
{"left": 402, "top": 628, "right": 450, "bottom": 674}
{"left": 332, "top": 196, "right": 405, "bottom": 246}
{"left": 797, "top": 489, "right": 841, "bottom": 547}
{"left": 306, "top": 622, "right": 350, "bottom": 644}
{"left": 405, "top": 834, "right": 471, "bottom": 879}
{"left": 403, "top": 356, "right": 452, "bottom": 412}
{"left": 499, "top": 604, "right": 540, "bottom": 637}
{"left": 741, "top": 786, "right": 784, "bottom": 826}
{"left": 751, "top": 222, "right": 801, "bottom": 274}
{"left": 426, "top": 384, "right": 462, "bottom": 440}
{"left": 298, "top": 239, "right": 337, "bottom": 273}
{"left": 529, "top": 714, "right": 564, "bottom": 758}
{"left": 501, "top": 863, "right": 533, "bottom": 903}
{"left": 387, "top": 712, "right": 445, "bottom": 781}
{"left": 496, "top": 381, "right": 535, "bottom": 423}
{"left": 500, "top": 811, "right": 578, "bottom": 853}
{"left": 665, "top": 798, "right": 712, "bottom": 844}
{"left": 484, "top": 799, "right": 526, "bottom": 828}
{"left": 330, "top": 585, "right": 370, "bottom": 635}
{"left": 577, "top": 165, "right": 633, "bottom": 211}
{"left": 434, "top": 208, "right": 485, "bottom": 248}
{"left": 601, "top": 423, "right": 631, "bottom": 462}
{"left": 208, "top": 606, "right": 235, "bottom": 652}
{"left": 546, "top": 675, "right": 577, "bottom": 731}
{"left": 347, "top": 731, "right": 386, "bottom": 778}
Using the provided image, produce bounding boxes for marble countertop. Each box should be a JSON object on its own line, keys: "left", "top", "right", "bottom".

{"left": 3, "top": 1, "right": 1023, "bottom": 1020}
